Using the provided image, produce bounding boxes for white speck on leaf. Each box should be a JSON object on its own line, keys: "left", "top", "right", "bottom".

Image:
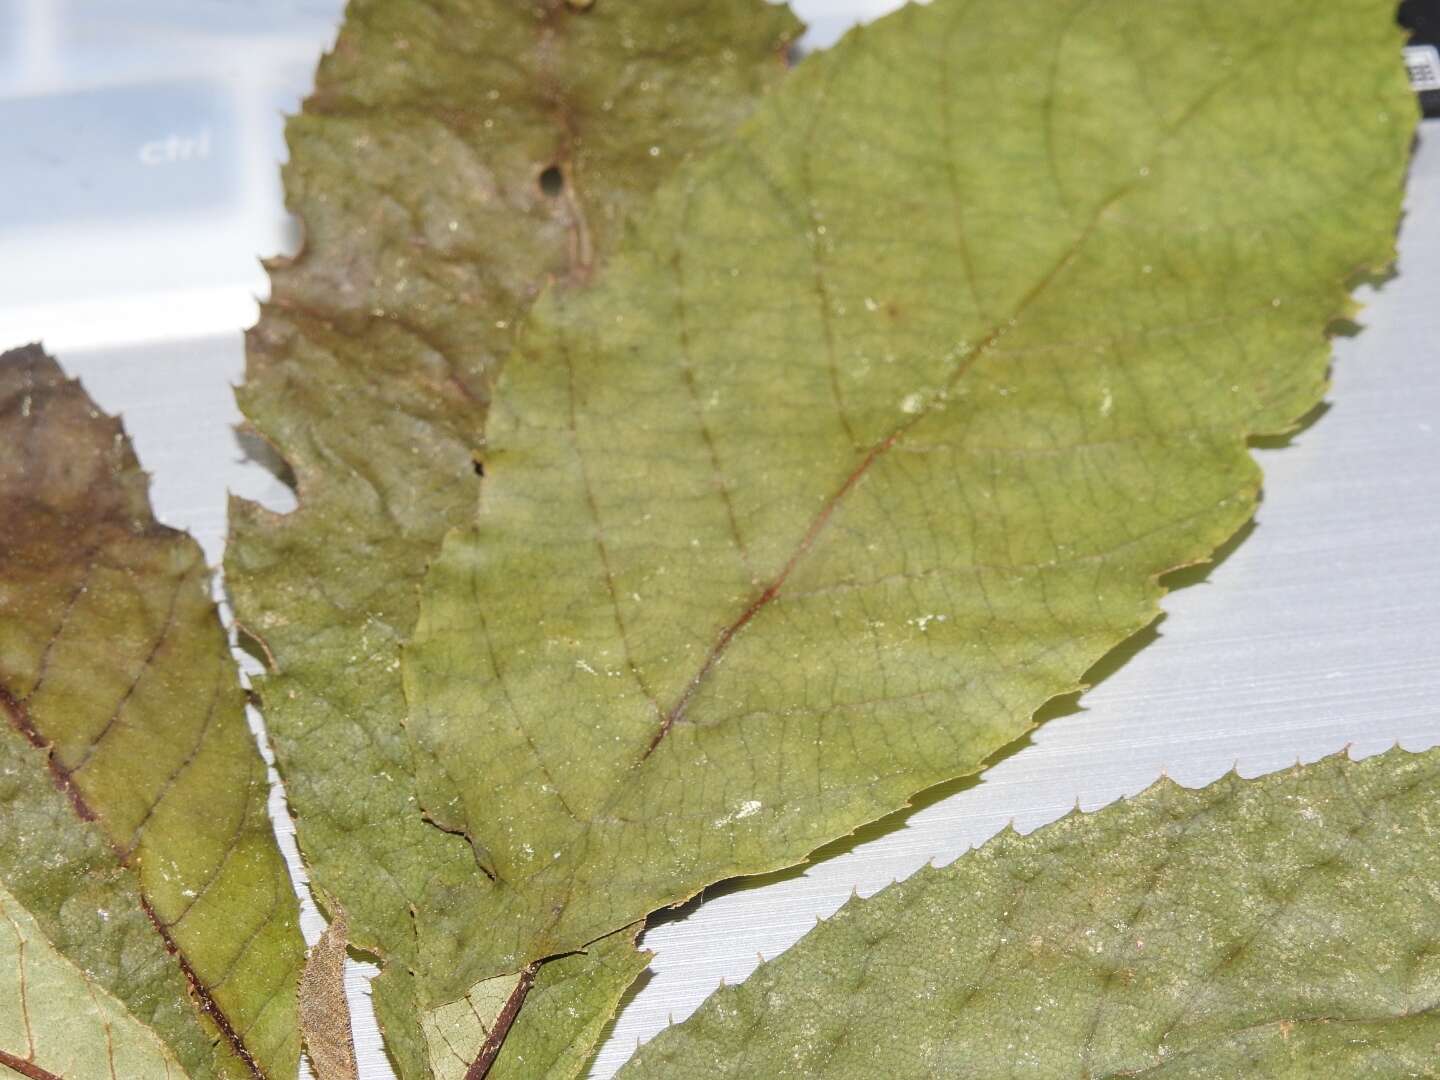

{"left": 713, "top": 800, "right": 763, "bottom": 827}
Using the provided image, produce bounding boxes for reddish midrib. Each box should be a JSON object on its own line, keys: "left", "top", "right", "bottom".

{"left": 464, "top": 962, "right": 539, "bottom": 1080}
{"left": 642, "top": 159, "right": 1130, "bottom": 758}
{"left": 0, "top": 684, "right": 265, "bottom": 1080}
{"left": 643, "top": 421, "right": 912, "bottom": 757}
{"left": 0, "top": 1049, "right": 63, "bottom": 1080}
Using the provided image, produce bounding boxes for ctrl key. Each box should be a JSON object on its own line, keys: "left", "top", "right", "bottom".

{"left": 0, "top": 79, "right": 239, "bottom": 229}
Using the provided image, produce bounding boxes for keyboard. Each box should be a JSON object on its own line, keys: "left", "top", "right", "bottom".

{"left": 0, "top": 0, "right": 343, "bottom": 351}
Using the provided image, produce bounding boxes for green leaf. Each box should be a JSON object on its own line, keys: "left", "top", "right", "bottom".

{"left": 0, "top": 346, "right": 304, "bottom": 1078}
{"left": 422, "top": 925, "right": 649, "bottom": 1080}
{"left": 0, "top": 881, "right": 185, "bottom": 1079}
{"left": 403, "top": 0, "right": 1414, "bottom": 1009}
{"left": 223, "top": 1, "right": 799, "bottom": 1073}
{"left": 618, "top": 747, "right": 1440, "bottom": 1078}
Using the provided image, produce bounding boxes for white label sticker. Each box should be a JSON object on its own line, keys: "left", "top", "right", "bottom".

{"left": 1404, "top": 44, "right": 1440, "bottom": 93}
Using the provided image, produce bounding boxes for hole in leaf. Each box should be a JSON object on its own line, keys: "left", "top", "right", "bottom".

{"left": 234, "top": 424, "right": 298, "bottom": 513}
{"left": 538, "top": 165, "right": 565, "bottom": 197}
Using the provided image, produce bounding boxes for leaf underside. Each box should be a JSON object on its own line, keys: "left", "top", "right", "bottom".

{"left": 619, "top": 747, "right": 1440, "bottom": 1079}
{"left": 403, "top": 0, "right": 1414, "bottom": 1010}
{"left": 0, "top": 881, "right": 185, "bottom": 1080}
{"left": 223, "top": 0, "right": 799, "bottom": 1074}
{"left": 0, "top": 346, "right": 304, "bottom": 1079}
{"left": 422, "top": 925, "right": 649, "bottom": 1080}
{"left": 298, "top": 903, "right": 357, "bottom": 1080}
